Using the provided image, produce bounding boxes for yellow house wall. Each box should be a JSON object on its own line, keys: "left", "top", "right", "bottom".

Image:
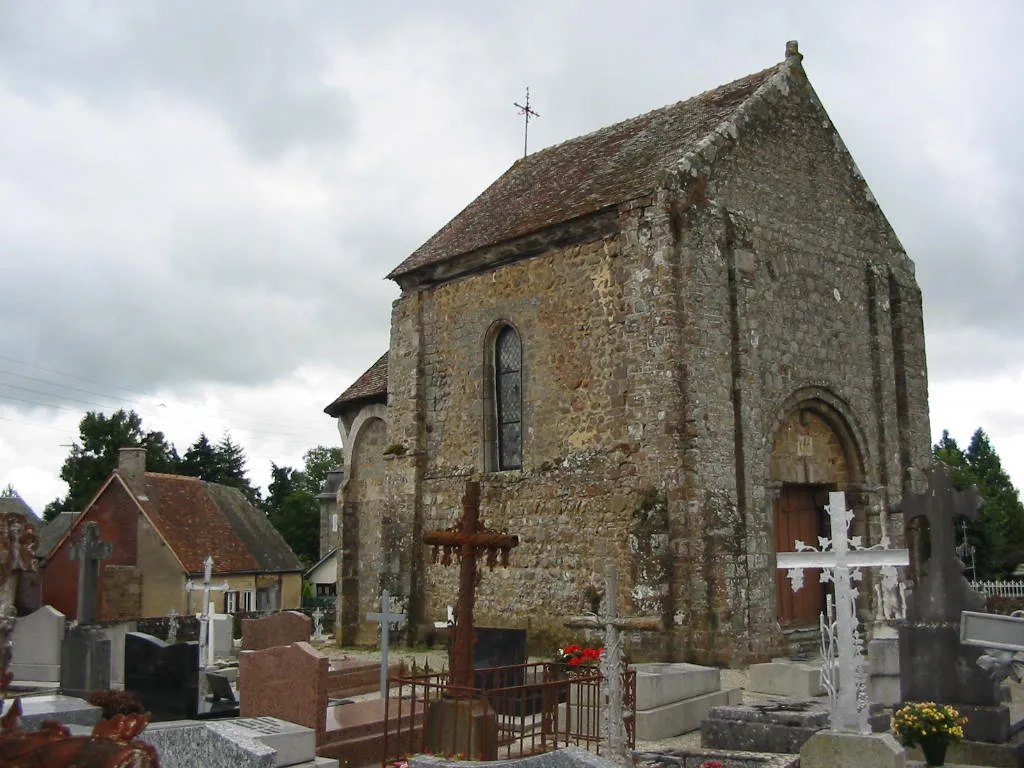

{"left": 138, "top": 515, "right": 188, "bottom": 617}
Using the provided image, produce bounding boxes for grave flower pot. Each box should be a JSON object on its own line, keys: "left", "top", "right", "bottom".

{"left": 920, "top": 736, "right": 948, "bottom": 766}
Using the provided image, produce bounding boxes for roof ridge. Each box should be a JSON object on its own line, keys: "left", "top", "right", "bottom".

{"left": 388, "top": 51, "right": 798, "bottom": 283}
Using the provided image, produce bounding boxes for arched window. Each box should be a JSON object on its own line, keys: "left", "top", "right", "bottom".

{"left": 494, "top": 326, "right": 522, "bottom": 470}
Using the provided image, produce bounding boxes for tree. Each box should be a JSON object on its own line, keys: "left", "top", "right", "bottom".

{"left": 180, "top": 432, "right": 260, "bottom": 504}
{"left": 933, "top": 428, "right": 1024, "bottom": 579}
{"left": 44, "top": 410, "right": 179, "bottom": 520}
{"left": 262, "top": 446, "right": 342, "bottom": 566}
{"left": 301, "top": 446, "right": 343, "bottom": 495}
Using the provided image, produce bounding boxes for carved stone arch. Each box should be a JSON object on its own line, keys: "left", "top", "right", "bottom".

{"left": 768, "top": 385, "right": 869, "bottom": 486}
{"left": 339, "top": 403, "right": 389, "bottom": 492}
{"left": 481, "top": 318, "right": 525, "bottom": 472}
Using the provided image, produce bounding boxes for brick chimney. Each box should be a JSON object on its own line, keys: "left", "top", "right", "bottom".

{"left": 118, "top": 447, "right": 147, "bottom": 498}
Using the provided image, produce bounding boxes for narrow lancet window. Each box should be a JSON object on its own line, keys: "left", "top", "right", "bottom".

{"left": 495, "top": 326, "right": 522, "bottom": 470}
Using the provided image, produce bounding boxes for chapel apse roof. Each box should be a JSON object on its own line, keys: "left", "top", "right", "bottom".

{"left": 324, "top": 352, "right": 388, "bottom": 416}
{"left": 387, "top": 58, "right": 788, "bottom": 282}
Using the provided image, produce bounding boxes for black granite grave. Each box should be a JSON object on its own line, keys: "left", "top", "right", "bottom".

{"left": 470, "top": 627, "right": 527, "bottom": 689}
{"left": 124, "top": 632, "right": 239, "bottom": 721}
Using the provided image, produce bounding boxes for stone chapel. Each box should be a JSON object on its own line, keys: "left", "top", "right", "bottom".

{"left": 324, "top": 41, "right": 931, "bottom": 665}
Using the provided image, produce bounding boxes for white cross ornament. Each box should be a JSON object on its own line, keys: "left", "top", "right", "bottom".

{"left": 776, "top": 491, "right": 908, "bottom": 733}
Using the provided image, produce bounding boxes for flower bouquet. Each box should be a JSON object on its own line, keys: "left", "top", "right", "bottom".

{"left": 892, "top": 701, "right": 966, "bottom": 766}
{"left": 554, "top": 643, "right": 603, "bottom": 667}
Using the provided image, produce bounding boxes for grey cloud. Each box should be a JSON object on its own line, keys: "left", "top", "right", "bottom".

{"left": 0, "top": 1, "right": 355, "bottom": 158}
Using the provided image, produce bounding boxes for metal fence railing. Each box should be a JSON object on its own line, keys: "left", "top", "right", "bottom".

{"left": 382, "top": 662, "right": 635, "bottom": 766}
{"left": 971, "top": 580, "right": 1024, "bottom": 598}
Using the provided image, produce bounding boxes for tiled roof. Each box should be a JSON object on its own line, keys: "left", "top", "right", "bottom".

{"left": 37, "top": 511, "right": 78, "bottom": 559}
{"left": 388, "top": 62, "right": 784, "bottom": 281}
{"left": 137, "top": 474, "right": 303, "bottom": 575}
{"left": 324, "top": 352, "right": 388, "bottom": 416}
{"left": 0, "top": 495, "right": 40, "bottom": 527}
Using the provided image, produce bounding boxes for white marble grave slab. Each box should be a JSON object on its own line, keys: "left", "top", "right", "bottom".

{"left": 206, "top": 716, "right": 317, "bottom": 767}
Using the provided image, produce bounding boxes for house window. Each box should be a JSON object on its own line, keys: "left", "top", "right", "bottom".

{"left": 495, "top": 326, "right": 522, "bottom": 470}
{"left": 225, "top": 591, "right": 239, "bottom": 613}
{"left": 242, "top": 590, "right": 255, "bottom": 612}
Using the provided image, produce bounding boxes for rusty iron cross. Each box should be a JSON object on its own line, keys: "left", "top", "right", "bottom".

{"left": 423, "top": 480, "right": 518, "bottom": 693}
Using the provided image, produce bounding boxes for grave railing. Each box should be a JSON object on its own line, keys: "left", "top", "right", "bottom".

{"left": 383, "top": 662, "right": 635, "bottom": 766}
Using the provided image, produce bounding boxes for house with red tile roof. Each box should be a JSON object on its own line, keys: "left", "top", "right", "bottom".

{"left": 40, "top": 447, "right": 303, "bottom": 621}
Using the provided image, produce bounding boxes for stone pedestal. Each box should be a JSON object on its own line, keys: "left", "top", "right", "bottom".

{"left": 868, "top": 629, "right": 901, "bottom": 706}
{"left": 799, "top": 731, "right": 905, "bottom": 768}
{"left": 746, "top": 659, "right": 824, "bottom": 697}
{"left": 702, "top": 700, "right": 889, "bottom": 754}
{"left": 424, "top": 698, "right": 498, "bottom": 760}
{"left": 631, "top": 662, "right": 742, "bottom": 739}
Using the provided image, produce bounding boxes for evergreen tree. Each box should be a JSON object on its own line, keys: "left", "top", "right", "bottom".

{"left": 44, "top": 409, "right": 180, "bottom": 519}
{"left": 179, "top": 432, "right": 260, "bottom": 504}
{"left": 933, "top": 428, "right": 1024, "bottom": 578}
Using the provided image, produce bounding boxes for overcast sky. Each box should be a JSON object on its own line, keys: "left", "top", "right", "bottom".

{"left": 1, "top": 1, "right": 1022, "bottom": 514}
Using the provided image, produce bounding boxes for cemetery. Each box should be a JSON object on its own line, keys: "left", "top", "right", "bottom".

{"left": 2, "top": 464, "right": 1024, "bottom": 768}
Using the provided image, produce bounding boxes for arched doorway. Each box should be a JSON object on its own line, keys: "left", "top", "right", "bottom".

{"left": 770, "top": 398, "right": 863, "bottom": 629}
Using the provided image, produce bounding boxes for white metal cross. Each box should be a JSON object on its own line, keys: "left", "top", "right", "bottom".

{"left": 777, "top": 491, "right": 909, "bottom": 733}
{"left": 366, "top": 589, "right": 406, "bottom": 698}
{"left": 186, "top": 555, "right": 229, "bottom": 668}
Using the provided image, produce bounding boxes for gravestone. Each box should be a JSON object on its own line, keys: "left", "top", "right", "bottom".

{"left": 242, "top": 610, "right": 312, "bottom": 651}
{"left": 1, "top": 693, "right": 102, "bottom": 730}
{"left": 69, "top": 521, "right": 112, "bottom": 624}
{"left": 60, "top": 625, "right": 110, "bottom": 698}
{"left": 897, "top": 463, "right": 1010, "bottom": 741}
{"left": 240, "top": 641, "right": 329, "bottom": 745}
{"left": 470, "top": 627, "right": 526, "bottom": 689}
{"left": 10, "top": 604, "right": 66, "bottom": 683}
{"left": 125, "top": 631, "right": 203, "bottom": 720}
{"left": 142, "top": 716, "right": 339, "bottom": 768}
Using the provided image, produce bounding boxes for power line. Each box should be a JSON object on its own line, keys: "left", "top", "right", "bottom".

{"left": 0, "top": 355, "right": 331, "bottom": 437}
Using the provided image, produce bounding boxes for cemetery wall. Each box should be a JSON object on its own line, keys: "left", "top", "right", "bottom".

{"left": 375, "top": 63, "right": 931, "bottom": 664}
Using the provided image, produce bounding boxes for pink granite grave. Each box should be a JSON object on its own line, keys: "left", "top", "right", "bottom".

{"left": 241, "top": 610, "right": 312, "bottom": 651}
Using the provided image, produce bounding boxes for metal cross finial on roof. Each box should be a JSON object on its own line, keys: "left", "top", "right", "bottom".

{"left": 513, "top": 87, "right": 539, "bottom": 159}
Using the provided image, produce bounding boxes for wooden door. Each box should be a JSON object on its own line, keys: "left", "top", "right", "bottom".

{"left": 774, "top": 485, "right": 826, "bottom": 627}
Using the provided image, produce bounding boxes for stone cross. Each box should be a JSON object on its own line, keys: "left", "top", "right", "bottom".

{"left": 777, "top": 491, "right": 908, "bottom": 734}
{"left": 423, "top": 480, "right": 519, "bottom": 693}
{"left": 565, "top": 563, "right": 661, "bottom": 765}
{"left": 899, "top": 462, "right": 985, "bottom": 622}
{"left": 366, "top": 589, "right": 407, "bottom": 698}
{"left": 167, "top": 607, "right": 180, "bottom": 644}
{"left": 186, "top": 555, "right": 229, "bottom": 668}
{"left": 311, "top": 607, "right": 326, "bottom": 641}
{"left": 68, "top": 522, "right": 113, "bottom": 625}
